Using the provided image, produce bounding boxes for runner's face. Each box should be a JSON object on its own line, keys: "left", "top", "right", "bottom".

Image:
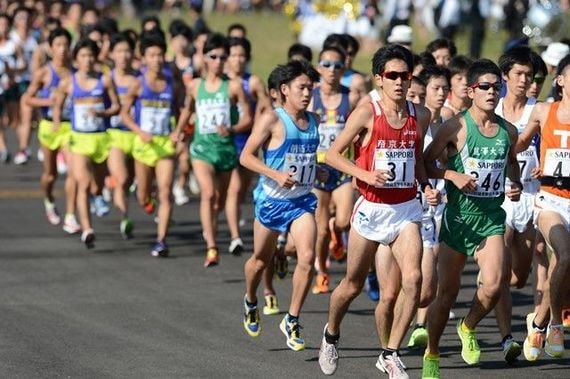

{"left": 468, "top": 73, "right": 501, "bottom": 112}
{"left": 376, "top": 59, "right": 411, "bottom": 102}
{"left": 75, "top": 47, "right": 95, "bottom": 72}
{"left": 51, "top": 36, "right": 70, "bottom": 62}
{"left": 504, "top": 63, "right": 533, "bottom": 97}
{"left": 111, "top": 41, "right": 132, "bottom": 70}
{"left": 205, "top": 47, "right": 227, "bottom": 76}
{"left": 432, "top": 48, "right": 451, "bottom": 66}
{"left": 281, "top": 74, "right": 313, "bottom": 111}
{"left": 317, "top": 50, "right": 344, "bottom": 86}
{"left": 143, "top": 46, "right": 164, "bottom": 73}
{"left": 171, "top": 35, "right": 189, "bottom": 54}
{"left": 228, "top": 45, "right": 247, "bottom": 73}
{"left": 451, "top": 73, "right": 468, "bottom": 99}
{"left": 406, "top": 82, "right": 426, "bottom": 105}
{"left": 425, "top": 76, "right": 450, "bottom": 111}
{"left": 0, "top": 17, "right": 9, "bottom": 37}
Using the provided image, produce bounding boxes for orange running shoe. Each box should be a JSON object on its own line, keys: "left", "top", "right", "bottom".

{"left": 312, "top": 273, "right": 330, "bottom": 294}
{"left": 143, "top": 198, "right": 156, "bottom": 215}
{"left": 329, "top": 218, "right": 346, "bottom": 262}
{"left": 204, "top": 247, "right": 219, "bottom": 267}
{"left": 562, "top": 309, "right": 570, "bottom": 329}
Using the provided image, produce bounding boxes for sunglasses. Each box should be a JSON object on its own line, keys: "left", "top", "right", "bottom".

{"left": 207, "top": 54, "right": 228, "bottom": 61}
{"left": 470, "top": 81, "right": 502, "bottom": 91}
{"left": 382, "top": 71, "right": 412, "bottom": 81}
{"left": 533, "top": 76, "right": 546, "bottom": 84}
{"left": 319, "top": 60, "right": 344, "bottom": 70}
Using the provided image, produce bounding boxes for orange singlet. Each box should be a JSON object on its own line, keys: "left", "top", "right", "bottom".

{"left": 541, "top": 102, "right": 570, "bottom": 199}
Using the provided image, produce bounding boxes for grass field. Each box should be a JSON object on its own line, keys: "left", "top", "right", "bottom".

{"left": 121, "top": 10, "right": 514, "bottom": 81}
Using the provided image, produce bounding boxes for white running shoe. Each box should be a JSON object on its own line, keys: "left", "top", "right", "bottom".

{"left": 189, "top": 172, "right": 200, "bottom": 195}
{"left": 228, "top": 238, "right": 244, "bottom": 256}
{"left": 173, "top": 184, "right": 190, "bottom": 206}
{"left": 44, "top": 201, "right": 61, "bottom": 225}
{"left": 56, "top": 151, "right": 67, "bottom": 174}
{"left": 318, "top": 324, "right": 339, "bottom": 375}
{"left": 93, "top": 195, "right": 110, "bottom": 217}
{"left": 13, "top": 150, "right": 29, "bottom": 165}
{"left": 376, "top": 352, "right": 409, "bottom": 379}
{"left": 37, "top": 148, "right": 44, "bottom": 162}
{"left": 63, "top": 214, "right": 81, "bottom": 234}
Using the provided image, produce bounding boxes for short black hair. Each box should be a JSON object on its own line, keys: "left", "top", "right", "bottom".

{"left": 343, "top": 34, "right": 360, "bottom": 55}
{"left": 45, "top": 17, "right": 62, "bottom": 29}
{"left": 372, "top": 44, "right": 414, "bottom": 76}
{"left": 268, "top": 65, "right": 284, "bottom": 92}
{"left": 169, "top": 19, "right": 193, "bottom": 41}
{"left": 228, "top": 37, "right": 251, "bottom": 61}
{"left": 227, "top": 23, "right": 246, "bottom": 37}
{"left": 122, "top": 29, "right": 139, "bottom": 47}
{"left": 98, "top": 17, "right": 119, "bottom": 36}
{"left": 467, "top": 59, "right": 502, "bottom": 87}
{"left": 414, "top": 52, "right": 437, "bottom": 70}
{"left": 556, "top": 54, "right": 570, "bottom": 76}
{"left": 72, "top": 38, "right": 99, "bottom": 60}
{"left": 323, "top": 34, "right": 348, "bottom": 51}
{"left": 141, "top": 15, "right": 161, "bottom": 32}
{"left": 499, "top": 46, "right": 535, "bottom": 76}
{"left": 139, "top": 31, "right": 167, "bottom": 56}
{"left": 276, "top": 60, "right": 319, "bottom": 102}
{"left": 203, "top": 32, "right": 228, "bottom": 55}
{"left": 318, "top": 45, "right": 347, "bottom": 64}
{"left": 419, "top": 65, "right": 450, "bottom": 86}
{"left": 411, "top": 75, "right": 426, "bottom": 87}
{"left": 448, "top": 55, "right": 473, "bottom": 78}
{"left": 530, "top": 51, "right": 547, "bottom": 77}
{"left": 48, "top": 27, "right": 72, "bottom": 46}
{"left": 287, "top": 43, "right": 313, "bottom": 63}
{"left": 426, "top": 38, "right": 457, "bottom": 57}
{"left": 110, "top": 32, "right": 135, "bottom": 52}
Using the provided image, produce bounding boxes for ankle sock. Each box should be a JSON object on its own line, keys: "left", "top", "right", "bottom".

{"left": 324, "top": 328, "right": 339, "bottom": 344}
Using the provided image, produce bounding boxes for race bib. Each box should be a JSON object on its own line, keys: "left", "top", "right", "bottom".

{"left": 374, "top": 148, "right": 415, "bottom": 188}
{"left": 197, "top": 103, "right": 230, "bottom": 135}
{"left": 517, "top": 146, "right": 539, "bottom": 184}
{"left": 74, "top": 103, "right": 104, "bottom": 132}
{"left": 543, "top": 148, "right": 570, "bottom": 177}
{"left": 464, "top": 157, "right": 505, "bottom": 197}
{"left": 286, "top": 152, "right": 316, "bottom": 188}
{"left": 140, "top": 106, "right": 171, "bottom": 135}
{"left": 317, "top": 124, "right": 343, "bottom": 163}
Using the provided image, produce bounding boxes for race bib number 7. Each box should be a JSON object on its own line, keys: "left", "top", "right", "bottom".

{"left": 374, "top": 148, "right": 415, "bottom": 188}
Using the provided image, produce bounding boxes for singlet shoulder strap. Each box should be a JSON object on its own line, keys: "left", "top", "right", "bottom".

{"left": 407, "top": 101, "right": 416, "bottom": 118}
{"left": 520, "top": 97, "right": 537, "bottom": 122}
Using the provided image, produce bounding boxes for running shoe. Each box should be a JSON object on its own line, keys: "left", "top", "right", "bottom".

{"left": 172, "top": 184, "right": 189, "bottom": 206}
{"left": 143, "top": 198, "right": 156, "bottom": 215}
{"left": 204, "top": 247, "right": 219, "bottom": 267}
{"left": 44, "top": 200, "right": 61, "bottom": 225}
{"left": 81, "top": 229, "right": 95, "bottom": 249}
{"left": 151, "top": 240, "right": 169, "bottom": 258}
{"left": 0, "top": 150, "right": 9, "bottom": 163}
{"left": 13, "top": 149, "right": 29, "bottom": 165}
{"left": 188, "top": 172, "right": 200, "bottom": 195}
{"left": 62, "top": 214, "right": 81, "bottom": 234}
{"left": 37, "top": 148, "right": 44, "bottom": 162}
{"left": 56, "top": 151, "right": 67, "bottom": 174}
{"left": 563, "top": 309, "right": 570, "bottom": 329}
{"left": 456, "top": 318, "right": 480, "bottom": 365}
{"left": 93, "top": 195, "right": 110, "bottom": 217}
{"left": 312, "top": 273, "right": 330, "bottom": 294}
{"left": 448, "top": 310, "right": 456, "bottom": 320}
{"left": 376, "top": 351, "right": 409, "bottom": 379}
{"left": 228, "top": 237, "right": 244, "bottom": 256}
{"left": 318, "top": 324, "right": 339, "bottom": 375}
{"left": 407, "top": 326, "right": 428, "bottom": 349}
{"left": 365, "top": 271, "right": 380, "bottom": 302}
{"left": 243, "top": 297, "right": 261, "bottom": 337}
{"left": 120, "top": 218, "right": 134, "bottom": 240}
{"left": 545, "top": 324, "right": 565, "bottom": 358}
{"left": 280, "top": 315, "right": 305, "bottom": 351}
{"left": 523, "top": 312, "right": 545, "bottom": 361}
{"left": 421, "top": 353, "right": 441, "bottom": 379}
{"left": 262, "top": 294, "right": 280, "bottom": 315}
{"left": 329, "top": 217, "right": 346, "bottom": 262}
{"left": 502, "top": 336, "right": 522, "bottom": 363}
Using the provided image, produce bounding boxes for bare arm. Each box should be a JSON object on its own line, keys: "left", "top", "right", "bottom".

{"left": 249, "top": 74, "right": 272, "bottom": 117}
{"left": 51, "top": 77, "right": 71, "bottom": 128}
{"left": 414, "top": 105, "right": 432, "bottom": 185}
{"left": 22, "top": 67, "right": 51, "bottom": 108}
{"left": 98, "top": 73, "right": 120, "bottom": 117}
{"left": 516, "top": 102, "right": 546, "bottom": 153}
{"left": 230, "top": 78, "right": 252, "bottom": 134}
{"left": 120, "top": 79, "right": 148, "bottom": 140}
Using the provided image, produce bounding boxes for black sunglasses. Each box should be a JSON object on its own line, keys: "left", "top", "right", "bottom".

{"left": 533, "top": 76, "right": 546, "bottom": 84}
{"left": 382, "top": 71, "right": 412, "bottom": 81}
{"left": 207, "top": 54, "right": 228, "bottom": 61}
{"left": 319, "top": 60, "right": 344, "bottom": 70}
{"left": 470, "top": 81, "right": 502, "bottom": 91}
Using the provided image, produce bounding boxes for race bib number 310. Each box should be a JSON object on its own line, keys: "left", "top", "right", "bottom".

{"left": 465, "top": 157, "right": 505, "bottom": 197}
{"left": 374, "top": 148, "right": 415, "bottom": 188}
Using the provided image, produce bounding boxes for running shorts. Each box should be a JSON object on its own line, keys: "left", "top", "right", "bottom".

{"left": 190, "top": 139, "right": 237, "bottom": 173}
{"left": 534, "top": 190, "right": 570, "bottom": 231}
{"left": 69, "top": 131, "right": 110, "bottom": 164}
{"left": 38, "top": 119, "right": 71, "bottom": 151}
{"left": 132, "top": 135, "right": 175, "bottom": 168}
{"left": 255, "top": 193, "right": 317, "bottom": 233}
{"left": 108, "top": 128, "right": 135, "bottom": 156}
{"left": 502, "top": 192, "right": 535, "bottom": 233}
{"left": 314, "top": 164, "right": 351, "bottom": 192}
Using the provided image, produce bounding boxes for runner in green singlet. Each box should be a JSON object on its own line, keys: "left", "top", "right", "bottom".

{"left": 421, "top": 59, "right": 523, "bottom": 378}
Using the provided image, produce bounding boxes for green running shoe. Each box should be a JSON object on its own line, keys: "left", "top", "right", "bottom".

{"left": 422, "top": 354, "right": 441, "bottom": 379}
{"left": 456, "top": 318, "right": 480, "bottom": 365}
{"left": 408, "top": 326, "right": 428, "bottom": 349}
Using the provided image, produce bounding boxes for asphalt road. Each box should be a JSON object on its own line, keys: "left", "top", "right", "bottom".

{"left": 0, "top": 134, "right": 568, "bottom": 378}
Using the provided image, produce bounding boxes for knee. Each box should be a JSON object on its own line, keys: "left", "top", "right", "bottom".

{"left": 480, "top": 279, "right": 502, "bottom": 301}
{"left": 334, "top": 215, "right": 350, "bottom": 231}
{"left": 510, "top": 272, "right": 529, "bottom": 289}
{"left": 316, "top": 224, "right": 330, "bottom": 240}
{"left": 379, "top": 288, "right": 399, "bottom": 308}
{"left": 402, "top": 269, "right": 422, "bottom": 295}
{"left": 43, "top": 172, "right": 56, "bottom": 184}
{"left": 419, "top": 287, "right": 436, "bottom": 308}
{"left": 200, "top": 188, "right": 215, "bottom": 203}
{"left": 342, "top": 278, "right": 364, "bottom": 300}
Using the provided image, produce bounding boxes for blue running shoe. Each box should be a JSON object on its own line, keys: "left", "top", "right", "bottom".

{"left": 243, "top": 297, "right": 261, "bottom": 337}
{"left": 366, "top": 271, "right": 380, "bottom": 302}
{"left": 93, "top": 195, "right": 110, "bottom": 217}
{"left": 280, "top": 315, "right": 305, "bottom": 351}
{"left": 151, "top": 240, "right": 169, "bottom": 258}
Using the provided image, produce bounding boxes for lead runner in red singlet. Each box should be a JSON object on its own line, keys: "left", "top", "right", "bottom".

{"left": 317, "top": 45, "right": 440, "bottom": 378}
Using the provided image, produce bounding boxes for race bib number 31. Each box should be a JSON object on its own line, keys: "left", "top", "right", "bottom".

{"left": 543, "top": 148, "right": 570, "bottom": 177}
{"left": 465, "top": 157, "right": 505, "bottom": 197}
{"left": 374, "top": 148, "right": 415, "bottom": 188}
{"left": 286, "top": 152, "right": 316, "bottom": 187}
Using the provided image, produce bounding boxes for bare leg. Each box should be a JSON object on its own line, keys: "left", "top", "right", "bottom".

{"left": 245, "top": 219, "right": 279, "bottom": 303}
{"left": 313, "top": 189, "right": 331, "bottom": 274}
{"left": 72, "top": 153, "right": 94, "bottom": 231}
{"left": 154, "top": 158, "right": 175, "bottom": 240}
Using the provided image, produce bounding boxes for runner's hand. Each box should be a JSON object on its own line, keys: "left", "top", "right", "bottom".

{"left": 425, "top": 188, "right": 441, "bottom": 206}
{"left": 531, "top": 167, "right": 542, "bottom": 179}
{"left": 274, "top": 171, "right": 297, "bottom": 189}
{"left": 170, "top": 130, "right": 184, "bottom": 143}
{"left": 360, "top": 170, "right": 393, "bottom": 187}
{"left": 506, "top": 181, "right": 522, "bottom": 202}
{"left": 138, "top": 130, "right": 153, "bottom": 143}
{"left": 216, "top": 125, "right": 231, "bottom": 137}
{"left": 450, "top": 172, "right": 477, "bottom": 192}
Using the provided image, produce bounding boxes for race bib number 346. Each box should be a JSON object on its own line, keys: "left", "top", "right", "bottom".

{"left": 465, "top": 157, "right": 505, "bottom": 197}
{"left": 374, "top": 148, "right": 415, "bottom": 188}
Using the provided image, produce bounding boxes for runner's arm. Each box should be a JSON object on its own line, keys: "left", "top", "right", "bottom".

{"left": 96, "top": 73, "right": 120, "bottom": 117}
{"left": 249, "top": 74, "right": 272, "bottom": 117}
{"left": 120, "top": 80, "right": 144, "bottom": 136}
{"left": 22, "top": 67, "right": 50, "bottom": 108}
{"left": 516, "top": 102, "right": 545, "bottom": 153}
{"left": 51, "top": 77, "right": 71, "bottom": 128}
{"left": 230, "top": 78, "right": 252, "bottom": 134}
{"left": 505, "top": 121, "right": 522, "bottom": 184}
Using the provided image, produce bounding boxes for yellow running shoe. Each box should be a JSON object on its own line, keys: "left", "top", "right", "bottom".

{"left": 422, "top": 353, "right": 441, "bottom": 379}
{"left": 280, "top": 315, "right": 305, "bottom": 351}
{"left": 204, "top": 247, "right": 219, "bottom": 267}
{"left": 408, "top": 326, "right": 428, "bottom": 349}
{"left": 456, "top": 319, "right": 480, "bottom": 365}
{"left": 263, "top": 294, "right": 280, "bottom": 315}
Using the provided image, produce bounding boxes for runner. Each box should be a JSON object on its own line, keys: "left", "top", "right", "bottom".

{"left": 318, "top": 44, "right": 436, "bottom": 378}
{"left": 441, "top": 55, "right": 473, "bottom": 120}
{"left": 52, "top": 38, "right": 120, "bottom": 248}
{"left": 425, "top": 38, "right": 457, "bottom": 67}
{"left": 106, "top": 32, "right": 138, "bottom": 239}
{"left": 406, "top": 76, "right": 427, "bottom": 106}
{"left": 120, "top": 32, "right": 187, "bottom": 257}
{"left": 21, "top": 27, "right": 80, "bottom": 234}
{"left": 493, "top": 47, "right": 538, "bottom": 363}
{"left": 309, "top": 44, "right": 359, "bottom": 294}
{"left": 517, "top": 54, "right": 570, "bottom": 362}
{"left": 225, "top": 36, "right": 271, "bottom": 256}
{"left": 187, "top": 32, "right": 251, "bottom": 266}
{"left": 241, "top": 59, "right": 319, "bottom": 351}
{"left": 421, "top": 59, "right": 523, "bottom": 378}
